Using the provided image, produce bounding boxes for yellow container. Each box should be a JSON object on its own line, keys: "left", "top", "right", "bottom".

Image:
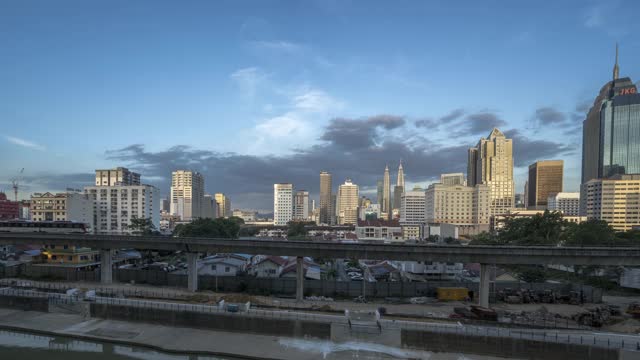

{"left": 437, "top": 287, "right": 468, "bottom": 301}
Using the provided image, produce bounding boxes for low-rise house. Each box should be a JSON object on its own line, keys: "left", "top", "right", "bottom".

{"left": 198, "top": 257, "right": 243, "bottom": 276}
{"left": 280, "top": 258, "right": 321, "bottom": 280}
{"left": 355, "top": 219, "right": 401, "bottom": 242}
{"left": 250, "top": 256, "right": 287, "bottom": 278}
{"left": 196, "top": 254, "right": 250, "bottom": 276}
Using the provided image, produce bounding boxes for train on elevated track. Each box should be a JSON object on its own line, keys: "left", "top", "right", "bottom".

{"left": 0, "top": 220, "right": 88, "bottom": 234}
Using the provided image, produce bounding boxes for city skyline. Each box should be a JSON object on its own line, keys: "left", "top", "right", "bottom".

{"left": 2, "top": 2, "right": 640, "bottom": 211}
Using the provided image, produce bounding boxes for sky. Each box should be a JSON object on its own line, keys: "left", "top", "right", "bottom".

{"left": 1, "top": 0, "right": 639, "bottom": 212}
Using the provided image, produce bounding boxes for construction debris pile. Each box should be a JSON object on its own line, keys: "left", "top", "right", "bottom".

{"left": 497, "top": 288, "right": 582, "bottom": 305}
{"left": 571, "top": 305, "right": 620, "bottom": 327}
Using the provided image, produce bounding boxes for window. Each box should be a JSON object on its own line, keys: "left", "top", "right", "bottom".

{"left": 211, "top": 265, "right": 217, "bottom": 271}
{"left": 225, "top": 266, "right": 230, "bottom": 273}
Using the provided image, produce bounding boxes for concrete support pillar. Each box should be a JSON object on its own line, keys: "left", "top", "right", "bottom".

{"left": 100, "top": 249, "right": 113, "bottom": 284}
{"left": 187, "top": 252, "right": 199, "bottom": 292}
{"left": 479, "top": 263, "right": 490, "bottom": 308}
{"left": 296, "top": 256, "right": 304, "bottom": 302}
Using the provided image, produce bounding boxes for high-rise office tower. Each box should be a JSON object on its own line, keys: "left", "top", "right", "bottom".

{"left": 581, "top": 175, "right": 640, "bottom": 231}
{"left": 95, "top": 167, "right": 140, "bottom": 186}
{"left": 273, "top": 183, "right": 293, "bottom": 226}
{"left": 527, "top": 160, "right": 563, "bottom": 209}
{"left": 170, "top": 170, "right": 204, "bottom": 221}
{"left": 337, "top": 179, "right": 359, "bottom": 225}
{"left": 400, "top": 186, "right": 426, "bottom": 225}
{"left": 376, "top": 180, "right": 383, "bottom": 209}
{"left": 293, "top": 190, "right": 309, "bottom": 220}
{"left": 382, "top": 165, "right": 391, "bottom": 219}
{"left": 214, "top": 193, "right": 231, "bottom": 218}
{"left": 441, "top": 173, "right": 466, "bottom": 186}
{"left": 319, "top": 171, "right": 332, "bottom": 225}
{"left": 392, "top": 160, "right": 405, "bottom": 214}
{"left": 201, "top": 194, "right": 218, "bottom": 219}
{"left": 547, "top": 192, "right": 580, "bottom": 216}
{"left": 425, "top": 183, "right": 490, "bottom": 225}
{"left": 467, "top": 128, "right": 514, "bottom": 215}
{"left": 582, "top": 45, "right": 640, "bottom": 183}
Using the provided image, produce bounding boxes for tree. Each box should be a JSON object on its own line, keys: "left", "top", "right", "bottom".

{"left": 499, "top": 210, "right": 566, "bottom": 246}
{"left": 287, "top": 221, "right": 314, "bottom": 238}
{"left": 173, "top": 218, "right": 241, "bottom": 238}
{"left": 128, "top": 216, "right": 158, "bottom": 235}
{"left": 564, "top": 220, "right": 615, "bottom": 246}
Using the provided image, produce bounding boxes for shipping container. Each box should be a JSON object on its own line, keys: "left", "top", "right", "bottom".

{"left": 436, "top": 287, "right": 469, "bottom": 301}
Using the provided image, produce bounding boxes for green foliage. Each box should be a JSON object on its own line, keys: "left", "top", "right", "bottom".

{"left": 564, "top": 220, "right": 615, "bottom": 246}
{"left": 287, "top": 221, "right": 314, "bottom": 238}
{"left": 511, "top": 265, "right": 547, "bottom": 282}
{"left": 499, "top": 210, "right": 566, "bottom": 245}
{"left": 173, "top": 218, "right": 241, "bottom": 238}
{"left": 471, "top": 212, "right": 635, "bottom": 248}
{"left": 128, "top": 216, "right": 158, "bottom": 235}
{"left": 469, "top": 231, "right": 501, "bottom": 245}
{"left": 238, "top": 226, "right": 259, "bottom": 237}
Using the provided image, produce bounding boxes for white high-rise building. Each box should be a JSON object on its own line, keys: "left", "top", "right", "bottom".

{"left": 85, "top": 184, "right": 159, "bottom": 234}
{"left": 273, "top": 184, "right": 293, "bottom": 226}
{"left": 547, "top": 192, "right": 580, "bottom": 216}
{"left": 95, "top": 167, "right": 140, "bottom": 186}
{"left": 170, "top": 170, "right": 204, "bottom": 221}
{"left": 581, "top": 174, "right": 640, "bottom": 231}
{"left": 440, "top": 173, "right": 466, "bottom": 186}
{"left": 293, "top": 190, "right": 309, "bottom": 220}
{"left": 337, "top": 179, "right": 359, "bottom": 225}
{"left": 425, "top": 183, "right": 490, "bottom": 224}
{"left": 400, "top": 187, "right": 426, "bottom": 225}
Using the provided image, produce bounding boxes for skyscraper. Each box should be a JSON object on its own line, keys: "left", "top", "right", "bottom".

{"left": 170, "top": 170, "right": 204, "bottom": 221}
{"left": 582, "top": 45, "right": 640, "bottom": 183}
{"left": 376, "top": 180, "right": 383, "bottom": 209}
{"left": 400, "top": 186, "right": 426, "bottom": 225}
{"left": 441, "top": 173, "right": 465, "bottom": 186}
{"left": 293, "top": 190, "right": 309, "bottom": 220}
{"left": 273, "top": 183, "right": 293, "bottom": 226}
{"left": 527, "top": 160, "right": 563, "bottom": 209}
{"left": 95, "top": 167, "right": 140, "bottom": 186}
{"left": 214, "top": 193, "right": 231, "bottom": 218}
{"left": 392, "top": 160, "right": 405, "bottom": 214}
{"left": 337, "top": 179, "right": 359, "bottom": 225}
{"left": 382, "top": 165, "right": 391, "bottom": 219}
{"left": 467, "top": 128, "right": 514, "bottom": 215}
{"left": 319, "top": 171, "right": 332, "bottom": 225}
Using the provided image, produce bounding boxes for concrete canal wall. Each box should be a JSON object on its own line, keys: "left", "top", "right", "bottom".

{"left": 89, "top": 302, "right": 331, "bottom": 339}
{"left": 402, "top": 329, "right": 619, "bottom": 360}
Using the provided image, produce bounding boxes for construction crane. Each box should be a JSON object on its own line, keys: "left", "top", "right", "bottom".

{"left": 11, "top": 168, "right": 24, "bottom": 202}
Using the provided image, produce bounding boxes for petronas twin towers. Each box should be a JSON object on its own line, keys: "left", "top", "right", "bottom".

{"left": 379, "top": 161, "right": 404, "bottom": 220}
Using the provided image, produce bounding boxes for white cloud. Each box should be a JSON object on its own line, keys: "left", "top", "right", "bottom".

{"left": 230, "top": 67, "right": 268, "bottom": 98}
{"left": 584, "top": 4, "right": 605, "bottom": 28}
{"left": 255, "top": 112, "right": 307, "bottom": 138}
{"left": 251, "top": 40, "right": 303, "bottom": 53}
{"left": 5, "top": 136, "right": 45, "bottom": 151}
{"left": 293, "top": 89, "right": 344, "bottom": 113}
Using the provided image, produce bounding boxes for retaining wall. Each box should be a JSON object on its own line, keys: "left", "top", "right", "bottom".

{"left": 90, "top": 303, "right": 331, "bottom": 339}
{"left": 401, "top": 329, "right": 618, "bottom": 360}
{"left": 0, "top": 295, "right": 49, "bottom": 312}
{"left": 15, "top": 265, "right": 603, "bottom": 302}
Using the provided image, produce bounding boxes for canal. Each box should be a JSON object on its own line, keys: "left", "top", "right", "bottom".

{"left": 0, "top": 328, "right": 519, "bottom": 360}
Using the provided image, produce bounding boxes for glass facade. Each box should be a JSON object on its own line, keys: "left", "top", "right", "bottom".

{"left": 600, "top": 92, "right": 640, "bottom": 178}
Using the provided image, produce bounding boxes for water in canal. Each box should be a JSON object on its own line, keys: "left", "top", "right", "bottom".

{"left": 0, "top": 329, "right": 519, "bottom": 360}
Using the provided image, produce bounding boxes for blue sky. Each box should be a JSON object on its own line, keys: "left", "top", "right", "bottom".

{"left": 1, "top": 0, "right": 639, "bottom": 211}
